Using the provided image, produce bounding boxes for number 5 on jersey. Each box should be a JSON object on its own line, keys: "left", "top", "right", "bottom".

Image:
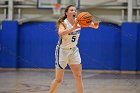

{"left": 72, "top": 36, "right": 76, "bottom": 42}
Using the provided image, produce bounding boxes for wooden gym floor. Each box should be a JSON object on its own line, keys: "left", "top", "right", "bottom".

{"left": 0, "top": 69, "right": 140, "bottom": 93}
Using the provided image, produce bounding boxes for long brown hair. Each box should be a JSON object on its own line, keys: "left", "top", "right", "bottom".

{"left": 56, "top": 5, "right": 75, "bottom": 28}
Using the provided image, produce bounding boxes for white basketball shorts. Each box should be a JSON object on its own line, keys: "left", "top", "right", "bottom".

{"left": 55, "top": 45, "right": 81, "bottom": 69}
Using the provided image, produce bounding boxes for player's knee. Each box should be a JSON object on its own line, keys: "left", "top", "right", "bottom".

{"left": 55, "top": 79, "right": 62, "bottom": 83}
{"left": 75, "top": 73, "right": 82, "bottom": 80}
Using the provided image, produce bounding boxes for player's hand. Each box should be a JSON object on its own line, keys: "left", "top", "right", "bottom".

{"left": 94, "top": 21, "right": 100, "bottom": 28}
{"left": 73, "top": 20, "right": 81, "bottom": 29}
{"left": 89, "top": 21, "right": 100, "bottom": 29}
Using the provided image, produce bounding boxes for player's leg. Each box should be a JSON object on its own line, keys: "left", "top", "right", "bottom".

{"left": 48, "top": 68, "right": 64, "bottom": 93}
{"left": 48, "top": 46, "right": 67, "bottom": 93}
{"left": 69, "top": 47, "right": 83, "bottom": 93}
{"left": 70, "top": 64, "right": 83, "bottom": 93}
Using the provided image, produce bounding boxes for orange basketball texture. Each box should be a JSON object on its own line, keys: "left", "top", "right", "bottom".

{"left": 77, "top": 12, "right": 93, "bottom": 27}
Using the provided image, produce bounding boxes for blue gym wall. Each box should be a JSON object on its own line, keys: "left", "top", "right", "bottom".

{"left": 0, "top": 21, "right": 139, "bottom": 71}
{"left": 18, "top": 22, "right": 57, "bottom": 68}
{"left": 0, "top": 21, "right": 18, "bottom": 68}
{"left": 138, "top": 24, "right": 140, "bottom": 70}
{"left": 121, "top": 23, "right": 138, "bottom": 71}
{"left": 0, "top": 27, "right": 1, "bottom": 63}
{"left": 79, "top": 23, "right": 121, "bottom": 70}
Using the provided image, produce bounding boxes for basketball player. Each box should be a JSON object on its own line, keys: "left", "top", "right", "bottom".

{"left": 48, "top": 5, "right": 99, "bottom": 93}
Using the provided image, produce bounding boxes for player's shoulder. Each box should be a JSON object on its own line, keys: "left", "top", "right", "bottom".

{"left": 59, "top": 21, "right": 66, "bottom": 29}
{"left": 63, "top": 18, "right": 68, "bottom": 24}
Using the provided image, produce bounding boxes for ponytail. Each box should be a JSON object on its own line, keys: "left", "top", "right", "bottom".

{"left": 56, "top": 15, "right": 67, "bottom": 29}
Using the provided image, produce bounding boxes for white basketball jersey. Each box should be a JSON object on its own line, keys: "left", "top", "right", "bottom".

{"left": 58, "top": 18, "right": 81, "bottom": 48}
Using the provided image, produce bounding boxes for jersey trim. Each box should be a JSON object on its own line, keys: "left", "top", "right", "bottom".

{"left": 56, "top": 46, "right": 63, "bottom": 69}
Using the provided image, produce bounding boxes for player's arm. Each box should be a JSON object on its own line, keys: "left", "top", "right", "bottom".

{"left": 58, "top": 21, "right": 80, "bottom": 36}
{"left": 89, "top": 21, "right": 100, "bottom": 29}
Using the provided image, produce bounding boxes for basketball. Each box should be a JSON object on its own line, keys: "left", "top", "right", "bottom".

{"left": 77, "top": 12, "right": 93, "bottom": 27}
